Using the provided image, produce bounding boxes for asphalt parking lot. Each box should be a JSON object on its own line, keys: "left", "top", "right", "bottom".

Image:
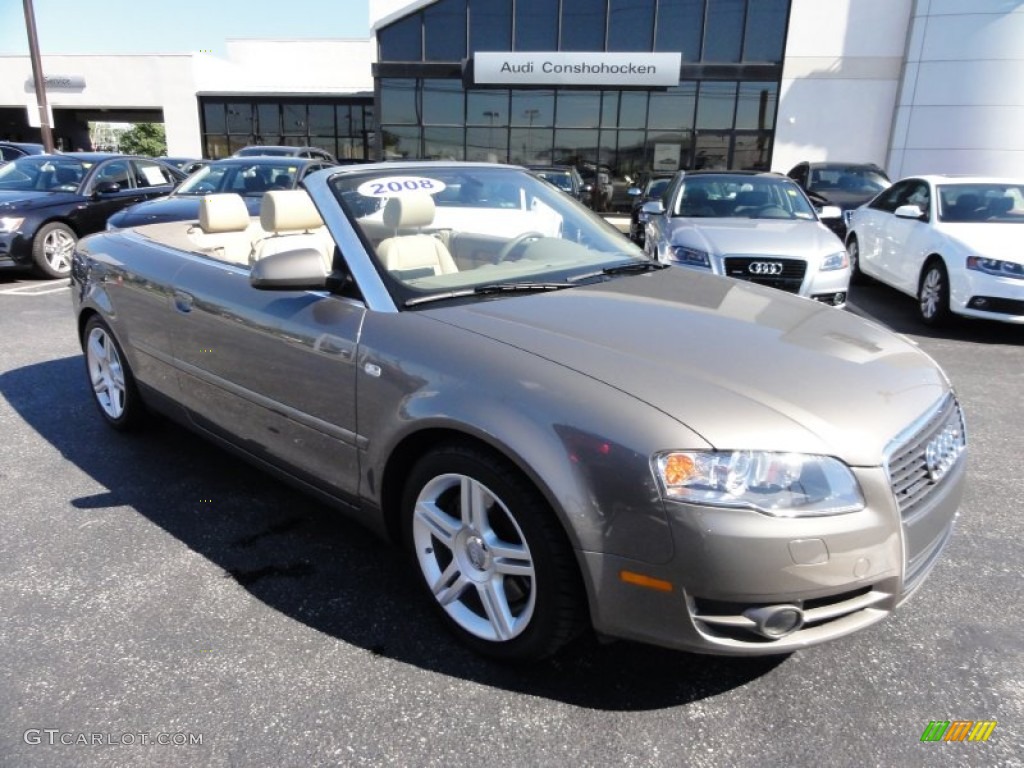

{"left": 1, "top": 271, "right": 1021, "bottom": 767}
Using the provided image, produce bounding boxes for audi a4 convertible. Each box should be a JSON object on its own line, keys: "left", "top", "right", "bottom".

{"left": 70, "top": 162, "right": 966, "bottom": 661}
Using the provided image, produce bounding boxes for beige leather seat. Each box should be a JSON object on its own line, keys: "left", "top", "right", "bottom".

{"left": 250, "top": 189, "right": 333, "bottom": 268}
{"left": 377, "top": 192, "right": 458, "bottom": 276}
{"left": 191, "top": 194, "right": 254, "bottom": 265}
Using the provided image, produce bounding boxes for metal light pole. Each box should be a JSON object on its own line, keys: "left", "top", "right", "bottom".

{"left": 23, "top": 0, "right": 55, "bottom": 153}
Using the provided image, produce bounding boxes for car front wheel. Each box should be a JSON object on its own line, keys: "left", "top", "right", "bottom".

{"left": 83, "top": 315, "right": 145, "bottom": 430}
{"left": 32, "top": 221, "right": 77, "bottom": 279}
{"left": 918, "top": 260, "right": 952, "bottom": 326}
{"left": 846, "top": 235, "right": 865, "bottom": 283}
{"left": 404, "top": 444, "right": 584, "bottom": 661}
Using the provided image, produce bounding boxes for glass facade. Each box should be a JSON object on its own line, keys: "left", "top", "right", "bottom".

{"left": 376, "top": 0, "right": 789, "bottom": 210}
{"left": 199, "top": 97, "right": 375, "bottom": 161}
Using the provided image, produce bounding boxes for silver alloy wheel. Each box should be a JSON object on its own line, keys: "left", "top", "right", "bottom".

{"left": 412, "top": 473, "right": 536, "bottom": 642}
{"left": 86, "top": 326, "right": 127, "bottom": 420}
{"left": 43, "top": 228, "right": 75, "bottom": 274}
{"left": 920, "top": 266, "right": 944, "bottom": 320}
{"left": 847, "top": 238, "right": 859, "bottom": 274}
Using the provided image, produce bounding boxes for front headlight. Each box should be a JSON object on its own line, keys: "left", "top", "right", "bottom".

{"left": 0, "top": 216, "right": 25, "bottom": 233}
{"left": 966, "top": 256, "right": 1024, "bottom": 280}
{"left": 670, "top": 245, "right": 711, "bottom": 268}
{"left": 821, "top": 250, "right": 850, "bottom": 271}
{"left": 653, "top": 450, "right": 864, "bottom": 517}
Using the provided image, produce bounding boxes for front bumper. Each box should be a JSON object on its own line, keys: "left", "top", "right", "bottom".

{"left": 0, "top": 231, "right": 33, "bottom": 267}
{"left": 578, "top": 406, "right": 965, "bottom": 655}
{"left": 953, "top": 270, "right": 1024, "bottom": 324}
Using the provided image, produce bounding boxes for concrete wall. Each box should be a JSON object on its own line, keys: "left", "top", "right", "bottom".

{"left": 888, "top": 0, "right": 1024, "bottom": 177}
{"left": 772, "top": 0, "right": 914, "bottom": 174}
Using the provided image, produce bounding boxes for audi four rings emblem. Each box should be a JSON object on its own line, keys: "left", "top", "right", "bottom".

{"left": 748, "top": 262, "right": 783, "bottom": 276}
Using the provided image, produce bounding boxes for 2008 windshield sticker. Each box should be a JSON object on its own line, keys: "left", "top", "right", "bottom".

{"left": 357, "top": 176, "right": 446, "bottom": 197}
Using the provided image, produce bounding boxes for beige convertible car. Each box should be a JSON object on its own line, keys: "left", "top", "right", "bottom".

{"left": 70, "top": 162, "right": 966, "bottom": 661}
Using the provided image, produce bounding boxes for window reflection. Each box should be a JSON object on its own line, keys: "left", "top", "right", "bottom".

{"left": 696, "top": 82, "right": 737, "bottom": 129}
{"left": 556, "top": 91, "right": 601, "bottom": 128}
{"left": 703, "top": 0, "right": 745, "bottom": 63}
{"left": 382, "top": 125, "right": 421, "bottom": 159}
{"left": 735, "top": 82, "right": 777, "bottom": 130}
{"left": 381, "top": 79, "right": 418, "bottom": 125}
{"left": 608, "top": 0, "right": 654, "bottom": 51}
{"left": 424, "top": 126, "right": 465, "bottom": 160}
{"left": 510, "top": 91, "right": 554, "bottom": 127}
{"left": 743, "top": 0, "right": 788, "bottom": 63}
{"left": 513, "top": 1, "right": 557, "bottom": 50}
{"left": 379, "top": 14, "right": 421, "bottom": 61}
{"left": 655, "top": 0, "right": 704, "bottom": 60}
{"left": 648, "top": 84, "right": 696, "bottom": 131}
{"left": 422, "top": 79, "right": 465, "bottom": 125}
{"left": 470, "top": 0, "right": 511, "bottom": 52}
{"left": 425, "top": 0, "right": 467, "bottom": 61}
{"left": 561, "top": 0, "right": 606, "bottom": 51}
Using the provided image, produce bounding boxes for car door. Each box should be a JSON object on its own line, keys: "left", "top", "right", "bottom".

{"left": 166, "top": 253, "right": 364, "bottom": 501}
{"left": 76, "top": 158, "right": 148, "bottom": 234}
{"left": 856, "top": 181, "right": 913, "bottom": 284}
{"left": 880, "top": 179, "right": 932, "bottom": 294}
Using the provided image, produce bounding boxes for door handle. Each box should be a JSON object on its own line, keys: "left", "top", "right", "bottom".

{"left": 173, "top": 290, "right": 194, "bottom": 313}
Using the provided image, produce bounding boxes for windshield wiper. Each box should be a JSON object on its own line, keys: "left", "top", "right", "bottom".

{"left": 568, "top": 260, "right": 668, "bottom": 283}
{"left": 405, "top": 281, "right": 571, "bottom": 307}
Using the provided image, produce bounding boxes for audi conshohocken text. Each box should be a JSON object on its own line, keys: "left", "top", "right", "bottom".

{"left": 70, "top": 161, "right": 966, "bottom": 662}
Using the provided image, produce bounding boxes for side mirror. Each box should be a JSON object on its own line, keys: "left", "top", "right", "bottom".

{"left": 818, "top": 205, "right": 842, "bottom": 219}
{"left": 627, "top": 187, "right": 641, "bottom": 197}
{"left": 894, "top": 203, "right": 926, "bottom": 220}
{"left": 93, "top": 181, "right": 121, "bottom": 196}
{"left": 641, "top": 200, "right": 666, "bottom": 216}
{"left": 250, "top": 247, "right": 328, "bottom": 290}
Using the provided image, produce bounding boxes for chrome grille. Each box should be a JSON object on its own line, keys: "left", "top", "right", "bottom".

{"left": 723, "top": 256, "right": 806, "bottom": 293}
{"left": 885, "top": 395, "right": 966, "bottom": 519}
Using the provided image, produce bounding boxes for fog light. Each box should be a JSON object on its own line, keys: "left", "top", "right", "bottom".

{"left": 743, "top": 605, "right": 805, "bottom": 639}
{"left": 969, "top": 297, "right": 988, "bottom": 309}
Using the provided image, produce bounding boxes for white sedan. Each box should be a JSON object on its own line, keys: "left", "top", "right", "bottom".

{"left": 845, "top": 175, "right": 1024, "bottom": 325}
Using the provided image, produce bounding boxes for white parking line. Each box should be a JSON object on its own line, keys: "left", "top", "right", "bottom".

{"left": 0, "top": 282, "right": 70, "bottom": 296}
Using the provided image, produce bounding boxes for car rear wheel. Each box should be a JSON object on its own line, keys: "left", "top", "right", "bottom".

{"left": 32, "top": 221, "right": 77, "bottom": 279}
{"left": 918, "top": 260, "right": 952, "bottom": 326}
{"left": 846, "top": 236, "right": 865, "bottom": 284}
{"left": 404, "top": 444, "right": 584, "bottom": 661}
{"left": 83, "top": 315, "right": 145, "bottom": 430}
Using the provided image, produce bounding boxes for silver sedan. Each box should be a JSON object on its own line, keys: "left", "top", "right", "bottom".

{"left": 643, "top": 171, "right": 851, "bottom": 306}
{"left": 70, "top": 162, "right": 965, "bottom": 661}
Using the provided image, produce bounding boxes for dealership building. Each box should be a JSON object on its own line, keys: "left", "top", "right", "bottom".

{"left": 1, "top": 0, "right": 1021, "bottom": 184}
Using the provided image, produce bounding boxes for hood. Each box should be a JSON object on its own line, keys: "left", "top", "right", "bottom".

{"left": 668, "top": 218, "right": 844, "bottom": 258}
{"left": 0, "top": 189, "right": 80, "bottom": 210}
{"left": 428, "top": 270, "right": 949, "bottom": 465}
{"left": 809, "top": 189, "right": 877, "bottom": 210}
{"left": 935, "top": 222, "right": 1024, "bottom": 263}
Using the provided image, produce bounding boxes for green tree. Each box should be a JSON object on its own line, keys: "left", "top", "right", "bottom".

{"left": 118, "top": 123, "right": 167, "bottom": 157}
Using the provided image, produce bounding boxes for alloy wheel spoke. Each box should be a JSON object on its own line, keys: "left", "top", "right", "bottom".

{"left": 478, "top": 579, "right": 515, "bottom": 641}
{"left": 432, "top": 562, "right": 469, "bottom": 606}
{"left": 414, "top": 499, "right": 460, "bottom": 548}
{"left": 460, "top": 476, "right": 488, "bottom": 530}
{"left": 489, "top": 541, "right": 533, "bottom": 577}
{"left": 87, "top": 333, "right": 109, "bottom": 365}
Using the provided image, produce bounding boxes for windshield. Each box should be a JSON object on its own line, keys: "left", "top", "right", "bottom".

{"left": 0, "top": 156, "right": 91, "bottom": 192}
{"left": 235, "top": 147, "right": 295, "bottom": 157}
{"left": 670, "top": 175, "right": 817, "bottom": 220}
{"left": 330, "top": 165, "right": 647, "bottom": 306}
{"left": 176, "top": 162, "right": 300, "bottom": 197}
{"left": 938, "top": 184, "right": 1024, "bottom": 223}
{"left": 807, "top": 166, "right": 890, "bottom": 196}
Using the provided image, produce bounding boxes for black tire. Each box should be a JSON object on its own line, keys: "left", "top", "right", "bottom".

{"left": 403, "top": 443, "right": 585, "bottom": 662}
{"left": 82, "top": 315, "right": 146, "bottom": 431}
{"left": 918, "top": 259, "right": 952, "bottom": 327}
{"left": 846, "top": 235, "right": 866, "bottom": 284}
{"left": 32, "top": 221, "right": 77, "bottom": 279}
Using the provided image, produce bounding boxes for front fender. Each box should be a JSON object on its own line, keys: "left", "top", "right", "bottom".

{"left": 356, "top": 312, "right": 712, "bottom": 565}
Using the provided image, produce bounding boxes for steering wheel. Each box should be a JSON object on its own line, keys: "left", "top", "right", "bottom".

{"left": 496, "top": 231, "right": 545, "bottom": 263}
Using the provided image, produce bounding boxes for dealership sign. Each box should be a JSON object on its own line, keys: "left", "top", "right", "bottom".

{"left": 24, "top": 74, "right": 86, "bottom": 92}
{"left": 474, "top": 52, "right": 681, "bottom": 87}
